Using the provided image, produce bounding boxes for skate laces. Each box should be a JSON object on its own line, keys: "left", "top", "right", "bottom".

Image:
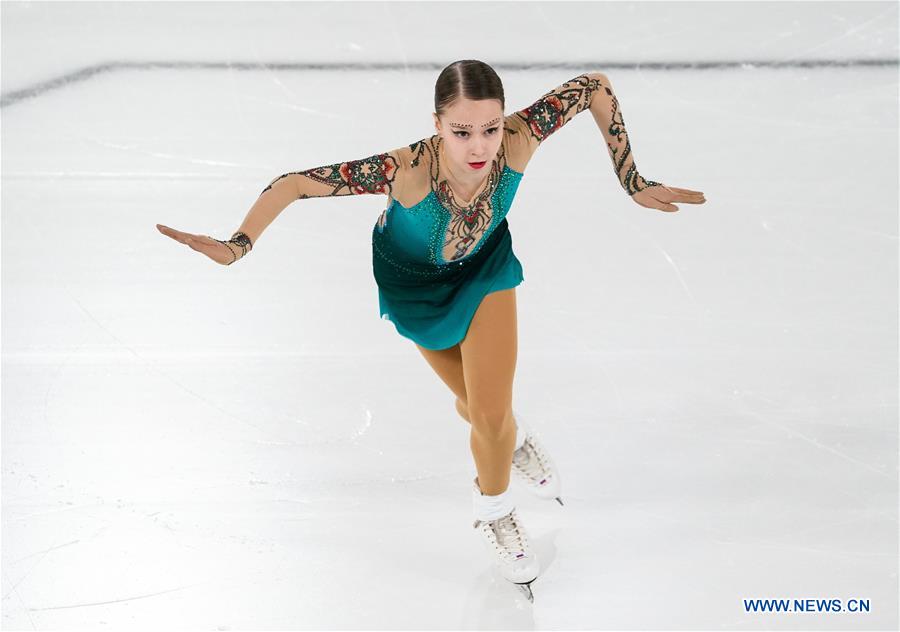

{"left": 474, "top": 509, "right": 531, "bottom": 562}
{"left": 512, "top": 433, "right": 552, "bottom": 484}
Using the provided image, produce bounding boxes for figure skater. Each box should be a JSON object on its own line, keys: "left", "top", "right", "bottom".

{"left": 156, "top": 59, "right": 706, "bottom": 601}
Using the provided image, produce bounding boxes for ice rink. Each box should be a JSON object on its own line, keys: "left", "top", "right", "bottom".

{"left": 2, "top": 1, "right": 898, "bottom": 629}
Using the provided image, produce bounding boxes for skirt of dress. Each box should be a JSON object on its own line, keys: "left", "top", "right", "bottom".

{"left": 372, "top": 217, "right": 524, "bottom": 350}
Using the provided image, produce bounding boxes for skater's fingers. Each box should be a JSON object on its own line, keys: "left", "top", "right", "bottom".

{"left": 157, "top": 224, "right": 205, "bottom": 246}
{"left": 158, "top": 224, "right": 233, "bottom": 265}
{"left": 156, "top": 224, "right": 178, "bottom": 237}
{"left": 194, "top": 234, "right": 221, "bottom": 246}
{"left": 156, "top": 224, "right": 189, "bottom": 242}
{"left": 185, "top": 235, "right": 213, "bottom": 250}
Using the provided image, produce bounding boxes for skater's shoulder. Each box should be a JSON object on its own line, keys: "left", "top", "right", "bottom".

{"left": 384, "top": 136, "right": 435, "bottom": 208}
{"left": 501, "top": 113, "right": 536, "bottom": 174}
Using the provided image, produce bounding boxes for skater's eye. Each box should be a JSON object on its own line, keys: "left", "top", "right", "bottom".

{"left": 453, "top": 127, "right": 499, "bottom": 139}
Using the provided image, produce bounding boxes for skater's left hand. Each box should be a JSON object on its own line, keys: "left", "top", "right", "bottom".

{"left": 630, "top": 182, "right": 706, "bottom": 213}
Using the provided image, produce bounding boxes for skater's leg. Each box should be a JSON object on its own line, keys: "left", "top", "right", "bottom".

{"left": 459, "top": 287, "right": 518, "bottom": 496}
{"left": 412, "top": 307, "right": 520, "bottom": 435}
{"left": 419, "top": 336, "right": 560, "bottom": 504}
{"left": 414, "top": 343, "right": 471, "bottom": 422}
{"left": 455, "top": 397, "right": 472, "bottom": 423}
{"left": 414, "top": 339, "right": 529, "bottom": 460}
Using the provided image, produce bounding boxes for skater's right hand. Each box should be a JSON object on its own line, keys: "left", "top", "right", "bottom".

{"left": 156, "top": 224, "right": 250, "bottom": 265}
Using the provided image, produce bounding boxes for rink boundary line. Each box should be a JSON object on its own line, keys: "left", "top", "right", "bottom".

{"left": 2, "top": 58, "right": 898, "bottom": 108}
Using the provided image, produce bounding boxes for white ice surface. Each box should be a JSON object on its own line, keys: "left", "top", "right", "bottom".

{"left": 1, "top": 1, "right": 898, "bottom": 630}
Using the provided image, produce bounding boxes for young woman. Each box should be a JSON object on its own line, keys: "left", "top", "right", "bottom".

{"left": 156, "top": 59, "right": 705, "bottom": 601}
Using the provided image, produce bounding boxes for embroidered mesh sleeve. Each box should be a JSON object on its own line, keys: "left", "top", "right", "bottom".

{"left": 234, "top": 148, "right": 407, "bottom": 249}
{"left": 259, "top": 151, "right": 403, "bottom": 199}
{"left": 510, "top": 72, "right": 659, "bottom": 196}
{"left": 510, "top": 73, "right": 603, "bottom": 148}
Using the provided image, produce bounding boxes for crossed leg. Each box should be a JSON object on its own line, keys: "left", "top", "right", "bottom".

{"left": 415, "top": 287, "right": 518, "bottom": 495}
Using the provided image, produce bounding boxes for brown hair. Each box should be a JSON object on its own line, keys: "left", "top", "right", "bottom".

{"left": 434, "top": 59, "right": 505, "bottom": 117}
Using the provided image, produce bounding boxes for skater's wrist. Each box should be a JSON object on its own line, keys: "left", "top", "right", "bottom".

{"left": 218, "top": 231, "right": 253, "bottom": 265}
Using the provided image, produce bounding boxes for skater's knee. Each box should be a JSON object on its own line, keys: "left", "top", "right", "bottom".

{"left": 455, "top": 397, "right": 471, "bottom": 422}
{"left": 469, "top": 404, "right": 513, "bottom": 440}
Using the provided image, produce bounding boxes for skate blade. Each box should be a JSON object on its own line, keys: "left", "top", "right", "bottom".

{"left": 511, "top": 475, "right": 564, "bottom": 505}
{"left": 513, "top": 580, "right": 534, "bottom": 602}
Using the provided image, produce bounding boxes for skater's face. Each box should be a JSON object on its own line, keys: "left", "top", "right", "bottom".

{"left": 433, "top": 97, "right": 504, "bottom": 179}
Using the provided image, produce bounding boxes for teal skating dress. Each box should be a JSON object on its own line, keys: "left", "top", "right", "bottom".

{"left": 371, "top": 163, "right": 525, "bottom": 351}
{"left": 260, "top": 74, "right": 623, "bottom": 352}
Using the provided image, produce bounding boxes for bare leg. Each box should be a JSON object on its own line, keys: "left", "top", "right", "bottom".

{"left": 459, "top": 288, "right": 518, "bottom": 496}
{"left": 455, "top": 397, "right": 472, "bottom": 423}
{"left": 412, "top": 344, "right": 483, "bottom": 426}
{"left": 414, "top": 299, "right": 519, "bottom": 497}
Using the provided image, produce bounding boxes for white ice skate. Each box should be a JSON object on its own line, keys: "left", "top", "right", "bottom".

{"left": 511, "top": 411, "right": 564, "bottom": 506}
{"left": 472, "top": 480, "right": 540, "bottom": 602}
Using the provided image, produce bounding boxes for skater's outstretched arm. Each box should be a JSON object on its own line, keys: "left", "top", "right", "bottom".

{"left": 506, "top": 72, "right": 706, "bottom": 210}
{"left": 236, "top": 150, "right": 405, "bottom": 245}
{"left": 505, "top": 72, "right": 651, "bottom": 193}
{"left": 156, "top": 147, "right": 409, "bottom": 265}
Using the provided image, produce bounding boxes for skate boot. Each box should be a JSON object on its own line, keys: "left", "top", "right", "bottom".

{"left": 511, "top": 410, "right": 564, "bottom": 505}
{"left": 471, "top": 477, "right": 540, "bottom": 602}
